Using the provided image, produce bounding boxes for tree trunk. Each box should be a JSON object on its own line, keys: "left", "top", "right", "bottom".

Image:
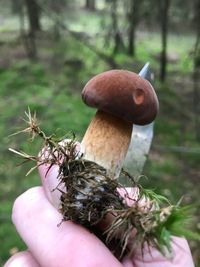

{"left": 85, "top": 0, "right": 96, "bottom": 11}
{"left": 127, "top": 0, "right": 140, "bottom": 56}
{"left": 11, "top": 0, "right": 23, "bottom": 14}
{"left": 23, "top": 0, "right": 40, "bottom": 60}
{"left": 193, "top": 0, "right": 200, "bottom": 140}
{"left": 193, "top": 67, "right": 200, "bottom": 140}
{"left": 111, "top": 0, "right": 124, "bottom": 55}
{"left": 24, "top": 0, "right": 41, "bottom": 35}
{"left": 160, "top": 0, "right": 171, "bottom": 82}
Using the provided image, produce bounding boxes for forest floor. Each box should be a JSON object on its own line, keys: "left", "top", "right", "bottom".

{"left": 0, "top": 10, "right": 199, "bottom": 266}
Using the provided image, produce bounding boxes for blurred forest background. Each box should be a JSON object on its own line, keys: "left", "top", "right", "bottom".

{"left": 0, "top": 0, "right": 200, "bottom": 265}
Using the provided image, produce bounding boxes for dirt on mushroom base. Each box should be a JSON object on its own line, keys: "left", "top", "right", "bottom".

{"left": 9, "top": 109, "right": 199, "bottom": 260}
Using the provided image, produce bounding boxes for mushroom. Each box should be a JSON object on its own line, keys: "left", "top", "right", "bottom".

{"left": 81, "top": 69, "right": 159, "bottom": 179}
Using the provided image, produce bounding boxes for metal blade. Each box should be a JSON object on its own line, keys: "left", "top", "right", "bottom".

{"left": 122, "top": 63, "right": 155, "bottom": 183}
{"left": 138, "top": 62, "right": 154, "bottom": 84}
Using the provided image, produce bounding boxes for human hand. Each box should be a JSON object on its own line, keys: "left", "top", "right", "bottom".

{"left": 5, "top": 148, "right": 195, "bottom": 267}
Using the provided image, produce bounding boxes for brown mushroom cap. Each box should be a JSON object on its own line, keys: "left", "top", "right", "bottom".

{"left": 82, "top": 70, "right": 159, "bottom": 125}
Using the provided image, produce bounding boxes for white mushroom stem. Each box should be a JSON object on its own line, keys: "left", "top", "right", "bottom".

{"left": 81, "top": 110, "right": 132, "bottom": 179}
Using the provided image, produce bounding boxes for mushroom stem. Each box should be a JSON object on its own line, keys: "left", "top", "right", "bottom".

{"left": 81, "top": 110, "right": 132, "bottom": 178}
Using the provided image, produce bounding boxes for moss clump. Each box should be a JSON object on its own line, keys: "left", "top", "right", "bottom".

{"left": 59, "top": 158, "right": 124, "bottom": 226}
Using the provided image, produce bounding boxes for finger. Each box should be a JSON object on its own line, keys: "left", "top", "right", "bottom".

{"left": 12, "top": 186, "right": 123, "bottom": 267}
{"left": 38, "top": 163, "right": 62, "bottom": 209}
{"left": 117, "top": 190, "right": 195, "bottom": 266}
{"left": 4, "top": 251, "right": 40, "bottom": 267}
{"left": 38, "top": 139, "right": 81, "bottom": 208}
{"left": 132, "top": 236, "right": 194, "bottom": 267}
{"left": 98, "top": 187, "right": 139, "bottom": 231}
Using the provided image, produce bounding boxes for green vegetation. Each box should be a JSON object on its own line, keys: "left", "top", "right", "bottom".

{"left": 0, "top": 7, "right": 199, "bottom": 267}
